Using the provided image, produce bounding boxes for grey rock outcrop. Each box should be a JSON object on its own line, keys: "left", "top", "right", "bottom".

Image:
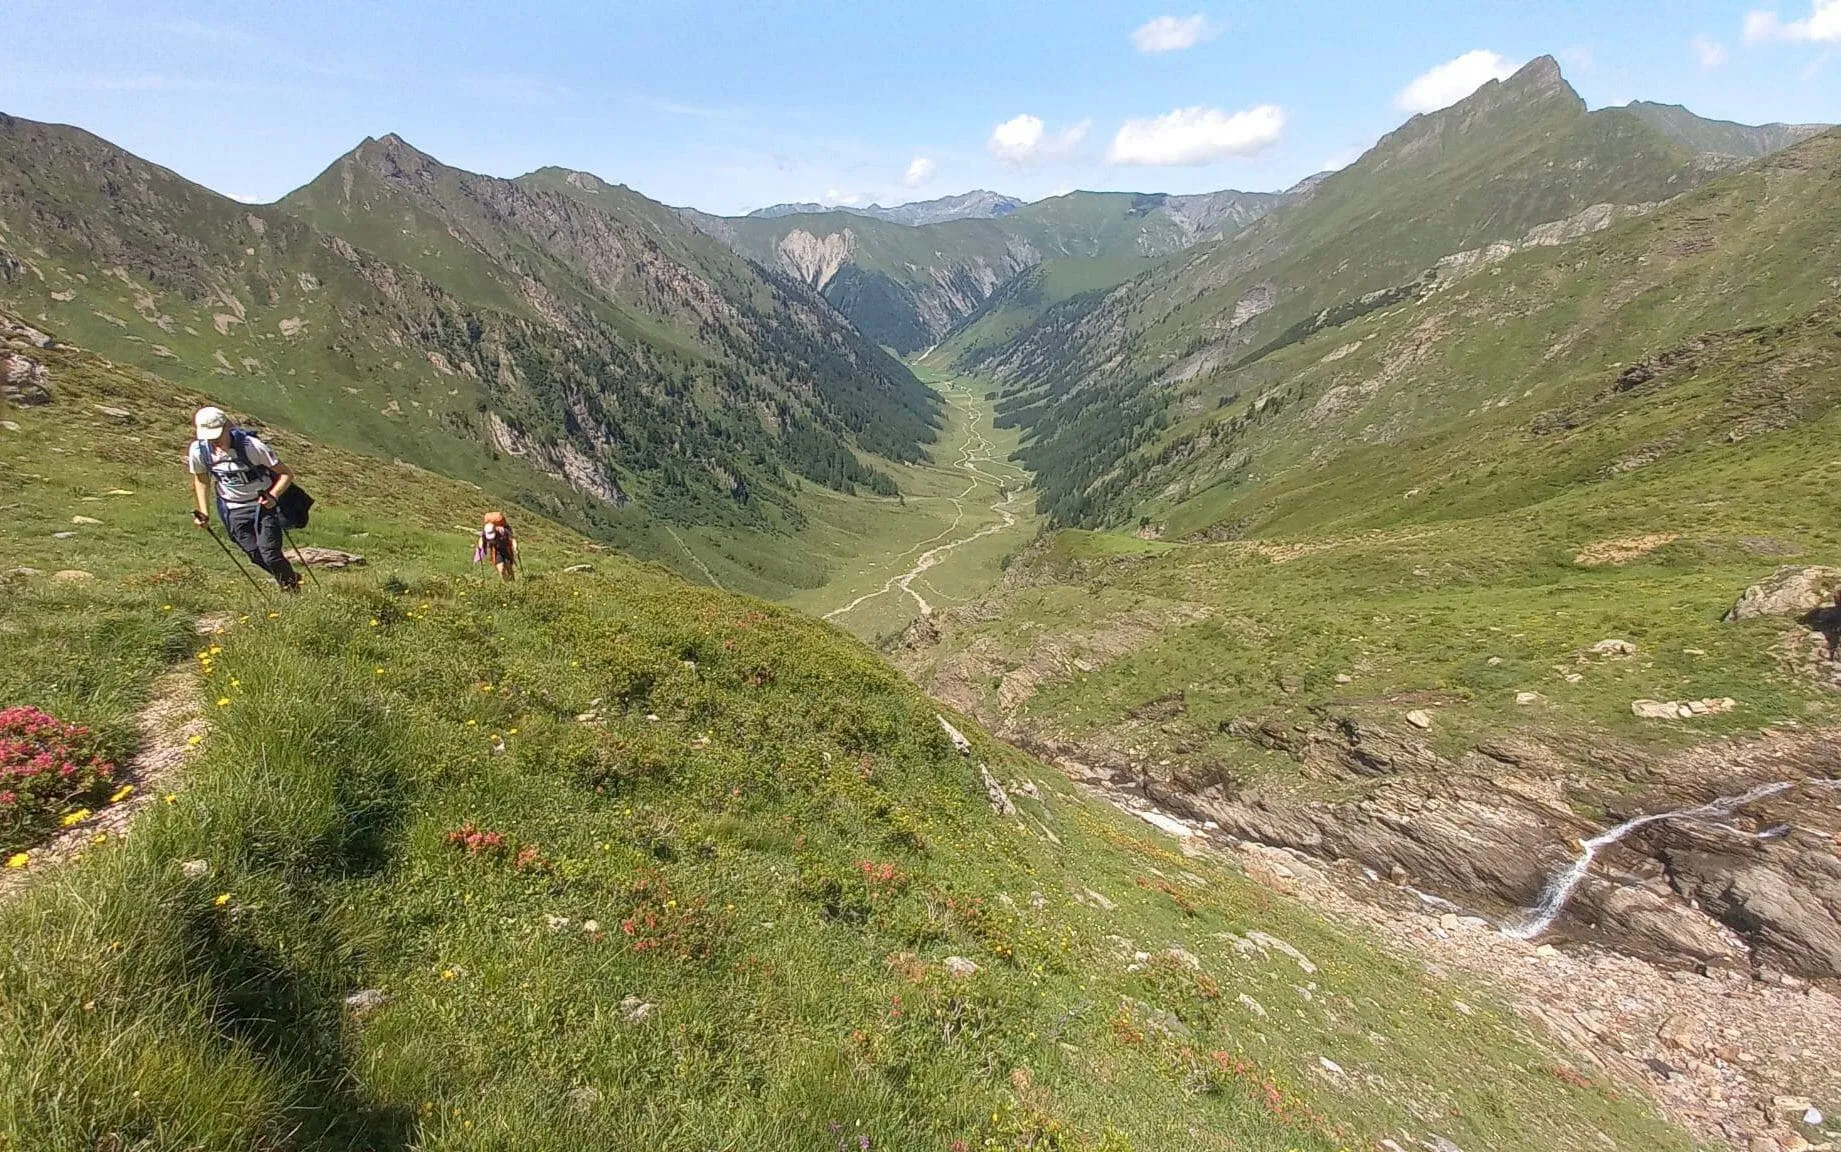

{"left": 2, "top": 351, "right": 50, "bottom": 406}
{"left": 1725, "top": 566, "right": 1841, "bottom": 621}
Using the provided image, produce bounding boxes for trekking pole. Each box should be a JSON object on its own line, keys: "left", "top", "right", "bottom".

{"left": 202, "top": 520, "right": 270, "bottom": 597}
{"left": 282, "top": 525, "right": 322, "bottom": 590}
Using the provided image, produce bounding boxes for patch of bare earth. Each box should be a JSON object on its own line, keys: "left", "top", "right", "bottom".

{"left": 1575, "top": 533, "right": 1680, "bottom": 567}
{"left": 0, "top": 616, "right": 221, "bottom": 898}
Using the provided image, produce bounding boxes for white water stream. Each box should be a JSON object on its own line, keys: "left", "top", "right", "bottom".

{"left": 1501, "top": 780, "right": 1821, "bottom": 940}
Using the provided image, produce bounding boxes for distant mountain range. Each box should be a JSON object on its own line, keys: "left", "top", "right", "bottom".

{"left": 681, "top": 187, "right": 1290, "bottom": 354}
{"left": 746, "top": 189, "right": 1024, "bottom": 225}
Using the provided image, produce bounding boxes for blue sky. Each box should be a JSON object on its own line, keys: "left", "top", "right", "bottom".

{"left": 3, "top": 0, "right": 1835, "bottom": 215}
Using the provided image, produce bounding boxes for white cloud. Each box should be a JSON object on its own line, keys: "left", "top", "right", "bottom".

{"left": 1394, "top": 50, "right": 1519, "bottom": 114}
{"left": 1106, "top": 104, "right": 1284, "bottom": 166}
{"left": 822, "top": 188, "right": 862, "bottom": 206}
{"left": 987, "top": 114, "right": 1091, "bottom": 165}
{"left": 1744, "top": 0, "right": 1841, "bottom": 41}
{"left": 1693, "top": 35, "right": 1729, "bottom": 67}
{"left": 902, "top": 156, "right": 936, "bottom": 187}
{"left": 1130, "top": 14, "right": 1217, "bottom": 53}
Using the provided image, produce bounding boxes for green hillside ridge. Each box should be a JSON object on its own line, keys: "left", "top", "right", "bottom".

{"left": 1623, "top": 101, "right": 1829, "bottom": 158}
{"left": 683, "top": 188, "right": 1284, "bottom": 355}
{"left": 0, "top": 322, "right": 1698, "bottom": 1151}
{"left": 0, "top": 114, "right": 939, "bottom": 600}
{"left": 966, "top": 57, "right": 1826, "bottom": 527}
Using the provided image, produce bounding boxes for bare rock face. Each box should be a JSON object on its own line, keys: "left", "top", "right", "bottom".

{"left": 1665, "top": 829, "right": 1841, "bottom": 978}
{"left": 1725, "top": 566, "right": 1841, "bottom": 621}
{"left": 2, "top": 351, "right": 50, "bottom": 405}
{"left": 1115, "top": 713, "right": 1841, "bottom": 979}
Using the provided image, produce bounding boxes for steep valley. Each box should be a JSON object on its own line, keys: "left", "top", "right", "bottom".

{"left": 4, "top": 51, "right": 1841, "bottom": 1152}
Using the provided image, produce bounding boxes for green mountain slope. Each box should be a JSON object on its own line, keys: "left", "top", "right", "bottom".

{"left": 0, "top": 114, "right": 939, "bottom": 596}
{"left": 684, "top": 188, "right": 1285, "bottom": 355}
{"left": 1624, "top": 101, "right": 1828, "bottom": 158}
{"left": 967, "top": 57, "right": 1826, "bottom": 526}
{"left": 0, "top": 319, "right": 1695, "bottom": 1152}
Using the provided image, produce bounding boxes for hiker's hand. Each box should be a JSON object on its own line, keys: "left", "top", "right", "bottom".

{"left": 257, "top": 492, "right": 276, "bottom": 510}
{"left": 192, "top": 510, "right": 209, "bottom": 528}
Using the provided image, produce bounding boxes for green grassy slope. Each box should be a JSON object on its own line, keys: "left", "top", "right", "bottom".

{"left": 0, "top": 114, "right": 941, "bottom": 599}
{"left": 969, "top": 58, "right": 1818, "bottom": 527}
{"left": 0, "top": 325, "right": 1696, "bottom": 1152}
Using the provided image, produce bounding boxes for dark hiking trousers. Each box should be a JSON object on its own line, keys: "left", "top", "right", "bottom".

{"left": 223, "top": 502, "right": 299, "bottom": 588}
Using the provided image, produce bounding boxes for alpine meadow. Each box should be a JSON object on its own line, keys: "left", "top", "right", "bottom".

{"left": 2, "top": 6, "right": 1840, "bottom": 1151}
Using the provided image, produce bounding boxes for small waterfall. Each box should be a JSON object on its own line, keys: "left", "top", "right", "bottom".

{"left": 1502, "top": 781, "right": 1803, "bottom": 941}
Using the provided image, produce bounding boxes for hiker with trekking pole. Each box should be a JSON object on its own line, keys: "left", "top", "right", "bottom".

{"left": 186, "top": 406, "right": 317, "bottom": 594}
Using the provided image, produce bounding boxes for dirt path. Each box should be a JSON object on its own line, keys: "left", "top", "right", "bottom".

{"left": 0, "top": 616, "right": 220, "bottom": 898}
{"left": 665, "top": 525, "right": 725, "bottom": 591}
{"left": 825, "top": 381, "right": 1027, "bottom": 622}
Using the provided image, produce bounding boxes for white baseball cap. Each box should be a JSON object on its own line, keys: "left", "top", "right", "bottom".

{"left": 194, "top": 405, "right": 228, "bottom": 439}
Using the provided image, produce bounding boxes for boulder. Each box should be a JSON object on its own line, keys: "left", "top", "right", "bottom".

{"left": 1405, "top": 709, "right": 1433, "bottom": 730}
{"left": 1725, "top": 566, "right": 1841, "bottom": 622}
{"left": 343, "top": 988, "right": 389, "bottom": 1018}
{"left": 943, "top": 956, "right": 980, "bottom": 979}
{"left": 290, "top": 547, "right": 365, "bottom": 568}
{"left": 1590, "top": 639, "right": 1636, "bottom": 656}
{"left": 1, "top": 351, "right": 50, "bottom": 405}
{"left": 50, "top": 569, "right": 94, "bottom": 583}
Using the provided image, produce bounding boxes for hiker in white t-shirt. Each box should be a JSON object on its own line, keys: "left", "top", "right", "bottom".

{"left": 186, "top": 406, "right": 301, "bottom": 591}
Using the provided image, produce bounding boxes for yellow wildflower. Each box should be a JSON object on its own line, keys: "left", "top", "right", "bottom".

{"left": 267, "top": 612, "right": 280, "bottom": 619}
{"left": 161, "top": 604, "right": 173, "bottom": 612}
{"left": 91, "top": 833, "right": 108, "bottom": 844}
{"left": 162, "top": 794, "right": 177, "bottom": 804}
{"left": 108, "top": 784, "right": 134, "bottom": 803}
{"left": 216, "top": 697, "right": 231, "bottom": 708}
{"left": 369, "top": 618, "right": 379, "bottom": 628}
{"left": 465, "top": 719, "right": 477, "bottom": 727}
{"left": 375, "top": 667, "right": 386, "bottom": 675}
{"left": 440, "top": 969, "right": 456, "bottom": 980}
{"left": 5, "top": 853, "right": 28, "bottom": 869}
{"left": 508, "top": 727, "right": 519, "bottom": 735}
{"left": 186, "top": 735, "right": 202, "bottom": 747}
{"left": 229, "top": 677, "right": 240, "bottom": 688}
{"left": 61, "top": 809, "right": 91, "bottom": 826}
{"left": 213, "top": 893, "right": 232, "bottom": 907}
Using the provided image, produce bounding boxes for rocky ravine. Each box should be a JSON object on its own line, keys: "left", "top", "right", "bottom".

{"left": 899, "top": 565, "right": 1841, "bottom": 1150}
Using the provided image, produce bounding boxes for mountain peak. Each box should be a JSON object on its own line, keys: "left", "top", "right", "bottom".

{"left": 1508, "top": 54, "right": 1566, "bottom": 94}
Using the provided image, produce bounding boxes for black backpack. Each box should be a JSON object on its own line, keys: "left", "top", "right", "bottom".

{"left": 197, "top": 429, "right": 315, "bottom": 529}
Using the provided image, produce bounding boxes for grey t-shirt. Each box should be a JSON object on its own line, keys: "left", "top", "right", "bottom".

{"left": 188, "top": 434, "right": 279, "bottom": 508}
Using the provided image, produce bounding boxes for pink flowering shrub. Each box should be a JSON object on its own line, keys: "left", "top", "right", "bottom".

{"left": 1, "top": 706, "right": 119, "bottom": 852}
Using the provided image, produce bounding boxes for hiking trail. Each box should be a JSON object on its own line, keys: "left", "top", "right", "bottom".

{"left": 0, "top": 614, "right": 223, "bottom": 898}
{"left": 825, "top": 380, "right": 1028, "bottom": 623}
